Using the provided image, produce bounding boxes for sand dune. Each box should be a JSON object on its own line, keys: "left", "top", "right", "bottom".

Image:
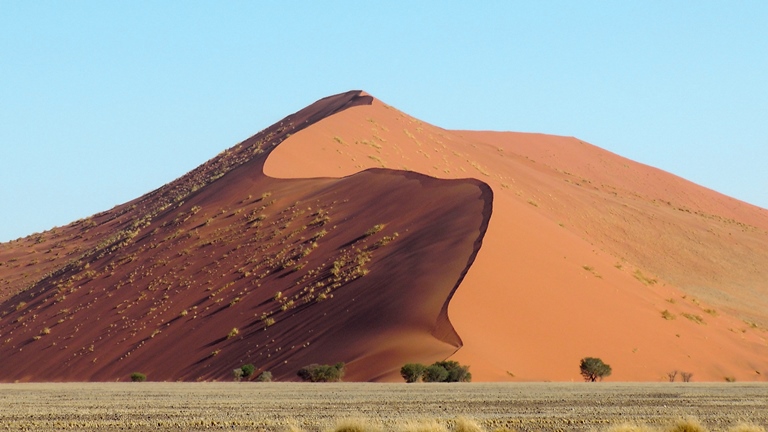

{"left": 1, "top": 90, "right": 766, "bottom": 382}
{"left": 264, "top": 95, "right": 768, "bottom": 382}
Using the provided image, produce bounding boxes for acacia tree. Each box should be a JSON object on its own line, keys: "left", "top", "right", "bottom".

{"left": 579, "top": 357, "right": 612, "bottom": 382}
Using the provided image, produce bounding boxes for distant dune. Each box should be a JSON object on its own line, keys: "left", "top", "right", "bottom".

{"left": 1, "top": 91, "right": 766, "bottom": 382}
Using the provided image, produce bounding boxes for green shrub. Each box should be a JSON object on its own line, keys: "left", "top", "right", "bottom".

{"left": 411, "top": 361, "right": 472, "bottom": 383}
{"left": 423, "top": 365, "right": 450, "bottom": 383}
{"left": 432, "top": 361, "right": 471, "bottom": 382}
{"left": 241, "top": 364, "right": 256, "bottom": 379}
{"left": 400, "top": 363, "right": 427, "bottom": 383}
{"left": 579, "top": 357, "right": 612, "bottom": 382}
{"left": 297, "top": 362, "right": 345, "bottom": 382}
{"left": 130, "top": 372, "right": 147, "bottom": 382}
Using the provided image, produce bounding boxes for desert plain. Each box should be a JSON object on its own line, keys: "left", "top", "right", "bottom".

{"left": 0, "top": 382, "right": 766, "bottom": 431}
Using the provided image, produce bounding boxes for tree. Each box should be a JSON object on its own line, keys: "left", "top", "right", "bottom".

{"left": 256, "top": 371, "right": 273, "bottom": 382}
{"left": 579, "top": 357, "right": 612, "bottom": 382}
{"left": 400, "top": 363, "right": 427, "bottom": 383}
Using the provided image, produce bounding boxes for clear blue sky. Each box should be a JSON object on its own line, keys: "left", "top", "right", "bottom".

{"left": 1, "top": 2, "right": 766, "bottom": 242}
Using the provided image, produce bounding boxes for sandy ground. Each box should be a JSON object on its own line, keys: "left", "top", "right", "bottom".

{"left": 0, "top": 382, "right": 765, "bottom": 431}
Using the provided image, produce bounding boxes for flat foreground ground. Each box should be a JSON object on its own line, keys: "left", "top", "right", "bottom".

{"left": 0, "top": 382, "right": 766, "bottom": 431}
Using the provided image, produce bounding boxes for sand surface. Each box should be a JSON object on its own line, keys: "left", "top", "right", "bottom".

{"left": 2, "top": 90, "right": 768, "bottom": 383}
{"left": 0, "top": 382, "right": 766, "bottom": 431}
{"left": 264, "top": 96, "right": 768, "bottom": 382}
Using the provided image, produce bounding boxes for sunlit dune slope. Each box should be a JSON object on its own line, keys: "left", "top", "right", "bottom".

{"left": 0, "top": 91, "right": 490, "bottom": 382}
{"left": 264, "top": 95, "right": 768, "bottom": 382}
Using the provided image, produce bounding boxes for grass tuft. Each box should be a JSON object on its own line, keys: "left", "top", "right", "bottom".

{"left": 453, "top": 417, "right": 485, "bottom": 432}
{"left": 666, "top": 417, "right": 708, "bottom": 432}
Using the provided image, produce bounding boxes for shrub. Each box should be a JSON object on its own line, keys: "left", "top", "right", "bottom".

{"left": 400, "top": 363, "right": 427, "bottom": 383}
{"left": 297, "top": 362, "right": 345, "bottom": 382}
{"left": 579, "top": 357, "right": 612, "bottom": 382}
{"left": 433, "top": 361, "right": 471, "bottom": 382}
{"left": 233, "top": 368, "right": 244, "bottom": 381}
{"left": 130, "top": 372, "right": 147, "bottom": 382}
{"left": 410, "top": 361, "right": 472, "bottom": 383}
{"left": 256, "top": 371, "right": 273, "bottom": 382}
{"left": 240, "top": 363, "right": 256, "bottom": 379}
{"left": 423, "top": 365, "right": 450, "bottom": 383}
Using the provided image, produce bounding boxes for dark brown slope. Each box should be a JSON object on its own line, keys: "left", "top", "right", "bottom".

{"left": 0, "top": 91, "right": 491, "bottom": 382}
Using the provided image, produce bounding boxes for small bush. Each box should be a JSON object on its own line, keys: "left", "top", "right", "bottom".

{"left": 233, "top": 368, "right": 244, "bottom": 381}
{"left": 130, "top": 372, "right": 146, "bottom": 382}
{"left": 433, "top": 361, "right": 471, "bottom": 382}
{"left": 240, "top": 363, "right": 256, "bottom": 379}
{"left": 423, "top": 365, "right": 450, "bottom": 383}
{"left": 256, "top": 371, "right": 273, "bottom": 382}
{"left": 407, "top": 361, "right": 472, "bottom": 383}
{"left": 297, "top": 362, "right": 345, "bottom": 382}
{"left": 401, "top": 363, "right": 427, "bottom": 383}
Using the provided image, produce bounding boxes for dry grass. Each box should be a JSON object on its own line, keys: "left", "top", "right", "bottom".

{"left": 0, "top": 383, "right": 766, "bottom": 431}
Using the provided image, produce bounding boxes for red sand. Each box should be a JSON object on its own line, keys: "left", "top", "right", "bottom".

{"left": 1, "top": 90, "right": 767, "bottom": 382}
{"left": 264, "top": 96, "right": 768, "bottom": 382}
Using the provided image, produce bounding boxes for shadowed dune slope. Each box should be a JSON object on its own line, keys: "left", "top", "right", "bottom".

{"left": 0, "top": 91, "right": 490, "bottom": 382}
{"left": 264, "top": 95, "right": 768, "bottom": 382}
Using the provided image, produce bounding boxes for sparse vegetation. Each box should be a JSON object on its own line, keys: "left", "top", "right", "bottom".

{"left": 256, "top": 371, "right": 272, "bottom": 382}
{"left": 130, "top": 372, "right": 146, "bottom": 382}
{"left": 667, "top": 370, "right": 678, "bottom": 382}
{"left": 408, "top": 361, "right": 472, "bottom": 383}
{"left": 364, "top": 224, "right": 385, "bottom": 237}
{"left": 400, "top": 363, "right": 427, "bottom": 383}
{"left": 297, "top": 362, "right": 346, "bottom": 382}
{"left": 681, "top": 313, "right": 705, "bottom": 325}
{"left": 579, "top": 357, "right": 612, "bottom": 382}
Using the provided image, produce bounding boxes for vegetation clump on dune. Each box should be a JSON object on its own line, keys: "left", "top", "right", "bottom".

{"left": 400, "top": 361, "right": 471, "bottom": 383}
{"left": 297, "top": 362, "right": 346, "bottom": 382}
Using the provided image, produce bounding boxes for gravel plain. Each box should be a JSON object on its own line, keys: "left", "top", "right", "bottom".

{"left": 0, "top": 382, "right": 766, "bottom": 431}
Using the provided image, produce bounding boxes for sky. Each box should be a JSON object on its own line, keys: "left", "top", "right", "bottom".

{"left": 1, "top": 2, "right": 766, "bottom": 242}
